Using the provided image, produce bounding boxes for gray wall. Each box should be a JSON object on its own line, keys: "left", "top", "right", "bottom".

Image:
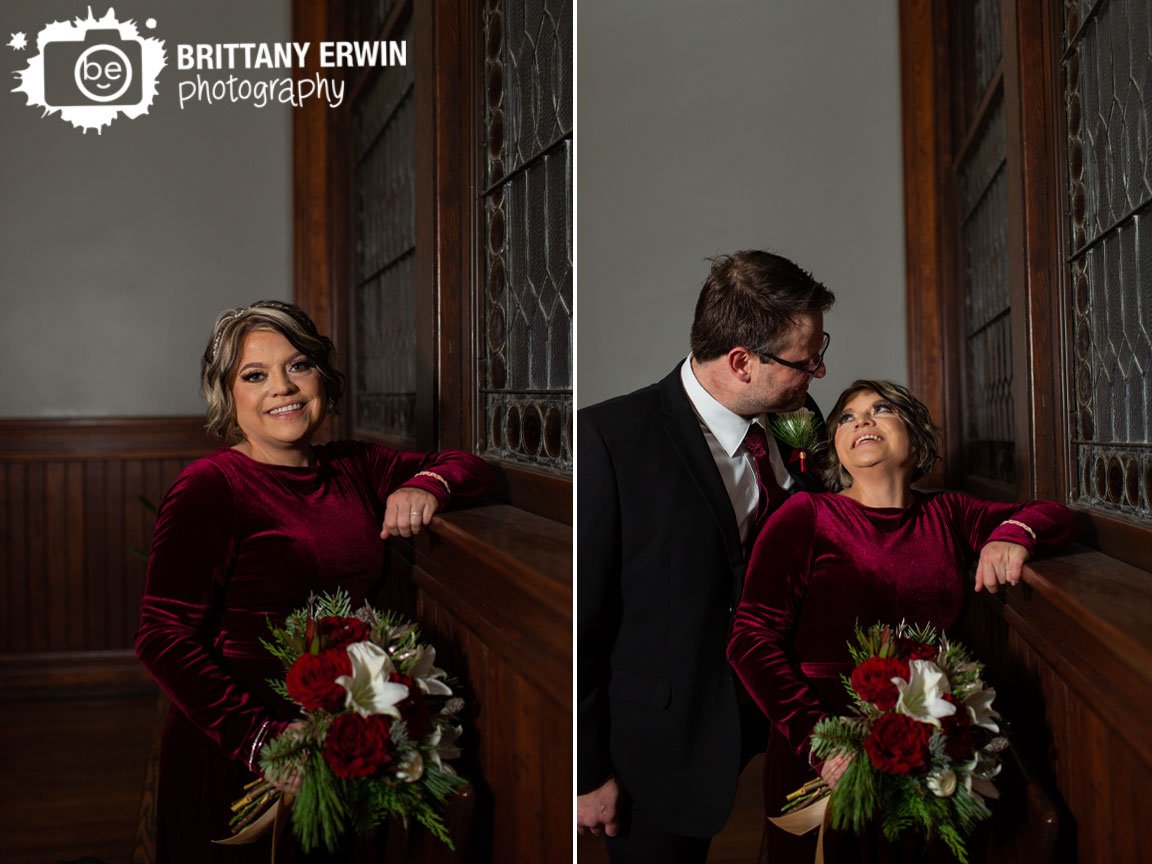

{"left": 577, "top": 0, "right": 907, "bottom": 412}
{"left": 0, "top": 1, "right": 291, "bottom": 418}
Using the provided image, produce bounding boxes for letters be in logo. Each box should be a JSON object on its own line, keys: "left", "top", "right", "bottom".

{"left": 12, "top": 8, "right": 166, "bottom": 134}
{"left": 44, "top": 28, "right": 141, "bottom": 106}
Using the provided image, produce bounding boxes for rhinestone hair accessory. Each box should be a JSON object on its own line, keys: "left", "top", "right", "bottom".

{"left": 209, "top": 307, "right": 249, "bottom": 362}
{"left": 208, "top": 302, "right": 300, "bottom": 362}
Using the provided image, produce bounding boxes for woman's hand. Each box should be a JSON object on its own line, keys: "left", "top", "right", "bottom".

{"left": 266, "top": 721, "right": 306, "bottom": 796}
{"left": 820, "top": 752, "right": 853, "bottom": 789}
{"left": 974, "top": 540, "right": 1030, "bottom": 593}
{"left": 381, "top": 488, "right": 440, "bottom": 539}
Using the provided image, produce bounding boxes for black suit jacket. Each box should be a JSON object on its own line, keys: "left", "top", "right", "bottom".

{"left": 577, "top": 363, "right": 826, "bottom": 838}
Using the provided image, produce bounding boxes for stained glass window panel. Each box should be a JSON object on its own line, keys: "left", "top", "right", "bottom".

{"left": 351, "top": 21, "right": 416, "bottom": 441}
{"left": 1065, "top": 0, "right": 1152, "bottom": 520}
{"left": 480, "top": 0, "right": 572, "bottom": 472}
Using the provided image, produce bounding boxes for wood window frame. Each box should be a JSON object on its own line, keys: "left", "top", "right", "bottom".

{"left": 900, "top": 0, "right": 1151, "bottom": 574}
{"left": 292, "top": 0, "right": 571, "bottom": 525}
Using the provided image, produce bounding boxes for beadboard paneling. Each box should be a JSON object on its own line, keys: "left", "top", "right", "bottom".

{"left": 0, "top": 418, "right": 214, "bottom": 654}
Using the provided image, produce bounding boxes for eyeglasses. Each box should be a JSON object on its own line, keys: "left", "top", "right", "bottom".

{"left": 754, "top": 331, "right": 830, "bottom": 375}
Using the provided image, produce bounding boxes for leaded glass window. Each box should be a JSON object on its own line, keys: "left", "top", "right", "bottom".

{"left": 1064, "top": 0, "right": 1152, "bottom": 520}
{"left": 956, "top": 1, "right": 1014, "bottom": 483}
{"left": 479, "top": 0, "right": 573, "bottom": 473}
{"left": 351, "top": 17, "right": 416, "bottom": 441}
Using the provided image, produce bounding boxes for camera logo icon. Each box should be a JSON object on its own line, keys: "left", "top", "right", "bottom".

{"left": 44, "top": 28, "right": 142, "bottom": 106}
{"left": 13, "top": 8, "right": 166, "bottom": 134}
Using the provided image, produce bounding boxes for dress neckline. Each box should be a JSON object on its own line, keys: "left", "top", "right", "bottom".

{"left": 832, "top": 490, "right": 923, "bottom": 528}
{"left": 219, "top": 445, "right": 325, "bottom": 474}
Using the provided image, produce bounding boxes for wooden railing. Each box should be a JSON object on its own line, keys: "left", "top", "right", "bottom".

{"left": 961, "top": 544, "right": 1152, "bottom": 862}
{"left": 383, "top": 504, "right": 572, "bottom": 863}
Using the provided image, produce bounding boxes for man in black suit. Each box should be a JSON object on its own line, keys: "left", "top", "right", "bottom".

{"left": 576, "top": 251, "right": 835, "bottom": 862}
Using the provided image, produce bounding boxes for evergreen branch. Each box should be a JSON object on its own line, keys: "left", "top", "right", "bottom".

{"left": 292, "top": 751, "right": 348, "bottom": 853}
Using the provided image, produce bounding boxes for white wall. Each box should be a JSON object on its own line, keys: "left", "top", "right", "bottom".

{"left": 0, "top": 1, "right": 291, "bottom": 418}
{"left": 576, "top": 0, "right": 907, "bottom": 412}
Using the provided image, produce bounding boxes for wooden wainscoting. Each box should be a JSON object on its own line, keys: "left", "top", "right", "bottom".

{"left": 0, "top": 418, "right": 215, "bottom": 864}
{"left": 384, "top": 505, "right": 572, "bottom": 863}
{"left": 0, "top": 418, "right": 216, "bottom": 654}
{"left": 961, "top": 545, "right": 1152, "bottom": 863}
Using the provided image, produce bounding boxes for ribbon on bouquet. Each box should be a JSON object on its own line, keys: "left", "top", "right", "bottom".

{"left": 768, "top": 794, "right": 831, "bottom": 864}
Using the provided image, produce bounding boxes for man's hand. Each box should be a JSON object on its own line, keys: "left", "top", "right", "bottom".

{"left": 576, "top": 776, "right": 622, "bottom": 838}
{"left": 974, "top": 540, "right": 1030, "bottom": 593}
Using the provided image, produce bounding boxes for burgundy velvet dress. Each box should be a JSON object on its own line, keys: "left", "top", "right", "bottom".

{"left": 135, "top": 442, "right": 491, "bottom": 864}
{"left": 727, "top": 491, "right": 1075, "bottom": 863}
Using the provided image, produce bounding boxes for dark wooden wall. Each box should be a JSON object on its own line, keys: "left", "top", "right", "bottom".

{"left": 960, "top": 548, "right": 1152, "bottom": 863}
{"left": 0, "top": 419, "right": 212, "bottom": 654}
{"left": 384, "top": 506, "right": 571, "bottom": 863}
{"left": 0, "top": 418, "right": 214, "bottom": 864}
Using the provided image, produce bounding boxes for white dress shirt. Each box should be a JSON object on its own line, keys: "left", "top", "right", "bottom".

{"left": 680, "top": 357, "right": 794, "bottom": 545}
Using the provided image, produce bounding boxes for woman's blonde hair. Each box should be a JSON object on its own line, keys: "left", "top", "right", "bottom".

{"left": 199, "top": 301, "right": 345, "bottom": 442}
{"left": 821, "top": 379, "right": 940, "bottom": 491}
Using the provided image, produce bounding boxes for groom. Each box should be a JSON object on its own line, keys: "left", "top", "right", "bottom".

{"left": 577, "top": 250, "right": 835, "bottom": 862}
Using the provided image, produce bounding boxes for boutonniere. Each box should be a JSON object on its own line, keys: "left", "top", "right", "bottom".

{"left": 769, "top": 408, "right": 818, "bottom": 474}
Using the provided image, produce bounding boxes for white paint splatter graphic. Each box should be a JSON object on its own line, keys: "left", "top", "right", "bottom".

{"left": 12, "top": 7, "right": 166, "bottom": 134}
{"left": 8, "top": 32, "right": 27, "bottom": 51}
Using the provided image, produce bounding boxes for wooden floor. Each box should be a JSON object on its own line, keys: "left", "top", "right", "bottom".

{"left": 0, "top": 687, "right": 157, "bottom": 864}
{"left": 577, "top": 754, "right": 765, "bottom": 863}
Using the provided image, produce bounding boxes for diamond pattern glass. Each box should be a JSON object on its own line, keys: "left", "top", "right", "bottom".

{"left": 1065, "top": 0, "right": 1152, "bottom": 521}
{"left": 480, "top": 0, "right": 572, "bottom": 472}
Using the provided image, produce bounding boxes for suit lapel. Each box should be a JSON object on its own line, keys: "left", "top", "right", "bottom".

{"left": 658, "top": 365, "right": 746, "bottom": 583}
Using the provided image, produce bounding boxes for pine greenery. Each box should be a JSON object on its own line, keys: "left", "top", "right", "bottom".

{"left": 793, "top": 620, "right": 1003, "bottom": 863}
{"left": 240, "top": 589, "right": 467, "bottom": 854}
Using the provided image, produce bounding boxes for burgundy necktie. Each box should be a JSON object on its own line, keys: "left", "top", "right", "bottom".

{"left": 743, "top": 422, "right": 786, "bottom": 533}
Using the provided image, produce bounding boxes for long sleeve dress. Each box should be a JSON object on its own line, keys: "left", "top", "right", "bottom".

{"left": 135, "top": 442, "right": 492, "bottom": 864}
{"left": 726, "top": 490, "right": 1075, "bottom": 863}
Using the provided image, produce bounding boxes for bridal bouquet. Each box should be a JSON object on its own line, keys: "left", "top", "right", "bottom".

{"left": 782, "top": 621, "right": 1005, "bottom": 863}
{"left": 222, "top": 590, "right": 466, "bottom": 854}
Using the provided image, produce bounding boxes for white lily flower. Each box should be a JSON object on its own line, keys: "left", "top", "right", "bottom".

{"left": 927, "top": 768, "right": 957, "bottom": 797}
{"left": 408, "top": 645, "right": 453, "bottom": 696}
{"left": 893, "top": 660, "right": 957, "bottom": 728}
{"left": 337, "top": 641, "right": 409, "bottom": 718}
{"left": 963, "top": 685, "right": 1000, "bottom": 732}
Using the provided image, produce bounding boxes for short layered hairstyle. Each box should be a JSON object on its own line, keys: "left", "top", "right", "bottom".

{"left": 199, "top": 300, "right": 346, "bottom": 443}
{"left": 822, "top": 379, "right": 941, "bottom": 491}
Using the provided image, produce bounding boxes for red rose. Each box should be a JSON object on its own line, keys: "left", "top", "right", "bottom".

{"left": 390, "top": 673, "right": 431, "bottom": 740}
{"left": 940, "top": 694, "right": 974, "bottom": 760}
{"left": 323, "top": 713, "right": 397, "bottom": 780}
{"left": 850, "top": 656, "right": 910, "bottom": 709}
{"left": 864, "top": 712, "right": 932, "bottom": 774}
{"left": 897, "top": 638, "right": 937, "bottom": 662}
{"left": 317, "top": 616, "right": 371, "bottom": 649}
{"left": 286, "top": 648, "right": 351, "bottom": 712}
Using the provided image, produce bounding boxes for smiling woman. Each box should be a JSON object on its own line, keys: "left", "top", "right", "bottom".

{"left": 133, "top": 301, "right": 494, "bottom": 863}
{"left": 726, "top": 380, "right": 1076, "bottom": 863}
